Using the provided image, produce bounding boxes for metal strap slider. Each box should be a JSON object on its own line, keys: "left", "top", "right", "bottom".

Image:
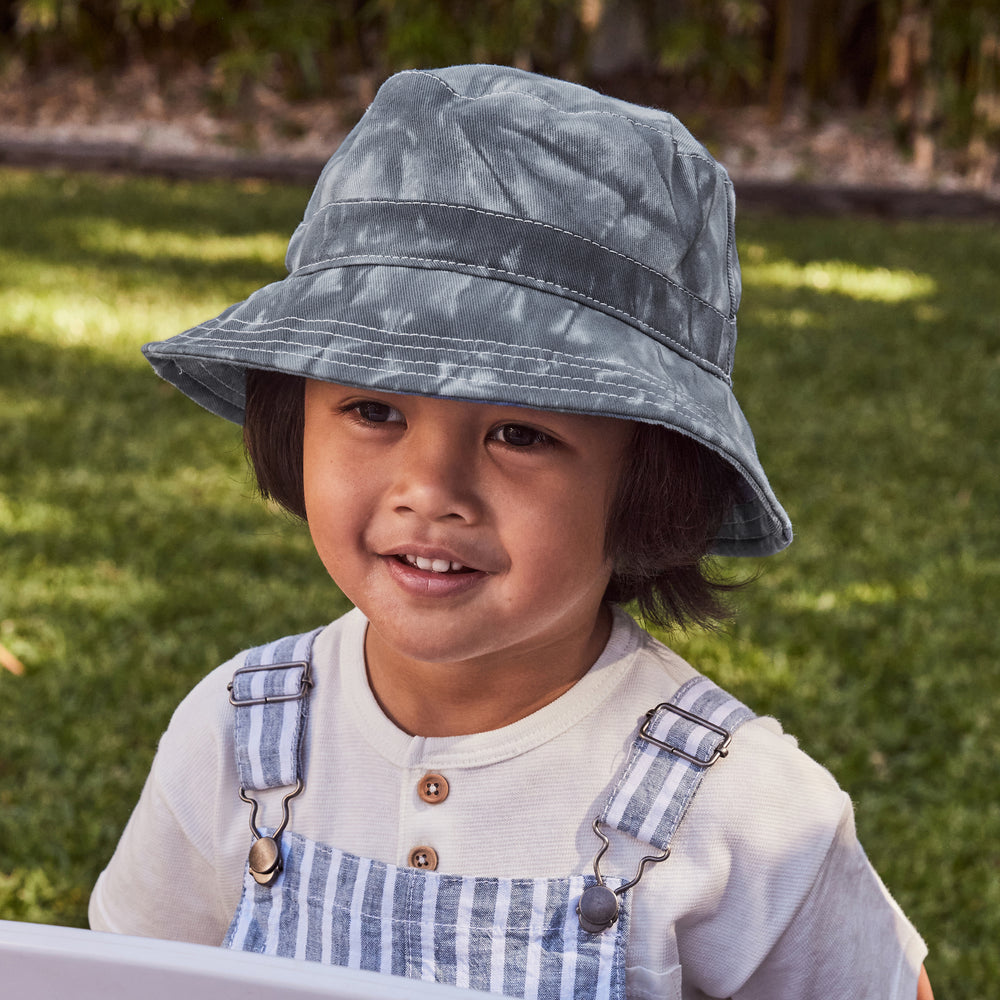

{"left": 227, "top": 660, "right": 313, "bottom": 707}
{"left": 639, "top": 702, "right": 733, "bottom": 767}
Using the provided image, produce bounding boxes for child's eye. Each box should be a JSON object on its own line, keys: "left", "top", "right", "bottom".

{"left": 489, "top": 424, "right": 551, "bottom": 448}
{"left": 350, "top": 401, "right": 404, "bottom": 424}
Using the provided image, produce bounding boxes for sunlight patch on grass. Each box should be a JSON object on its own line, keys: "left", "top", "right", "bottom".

{"left": 0, "top": 868, "right": 81, "bottom": 926}
{"left": 743, "top": 253, "right": 936, "bottom": 302}
{"left": 646, "top": 619, "right": 797, "bottom": 697}
{"left": 777, "top": 579, "right": 917, "bottom": 613}
{"left": 0, "top": 285, "right": 229, "bottom": 353}
{"left": 76, "top": 218, "right": 288, "bottom": 266}
{"left": 8, "top": 562, "right": 164, "bottom": 619}
{"left": 0, "top": 492, "right": 62, "bottom": 534}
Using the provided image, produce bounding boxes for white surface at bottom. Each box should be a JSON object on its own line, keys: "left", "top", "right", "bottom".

{"left": 0, "top": 919, "right": 487, "bottom": 999}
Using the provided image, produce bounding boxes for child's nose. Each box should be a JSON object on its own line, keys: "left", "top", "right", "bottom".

{"left": 389, "top": 432, "right": 481, "bottom": 523}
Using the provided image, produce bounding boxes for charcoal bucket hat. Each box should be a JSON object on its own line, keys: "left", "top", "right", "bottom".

{"left": 143, "top": 64, "right": 792, "bottom": 556}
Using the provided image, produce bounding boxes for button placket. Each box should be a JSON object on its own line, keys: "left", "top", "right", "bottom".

{"left": 403, "top": 765, "right": 451, "bottom": 873}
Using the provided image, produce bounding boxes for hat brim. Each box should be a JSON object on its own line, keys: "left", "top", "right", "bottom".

{"left": 143, "top": 263, "right": 791, "bottom": 557}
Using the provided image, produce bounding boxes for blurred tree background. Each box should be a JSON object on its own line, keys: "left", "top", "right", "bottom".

{"left": 3, "top": 0, "right": 1000, "bottom": 185}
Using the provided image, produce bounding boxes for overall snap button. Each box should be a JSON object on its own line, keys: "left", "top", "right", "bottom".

{"left": 408, "top": 845, "right": 439, "bottom": 870}
{"left": 417, "top": 772, "right": 450, "bottom": 804}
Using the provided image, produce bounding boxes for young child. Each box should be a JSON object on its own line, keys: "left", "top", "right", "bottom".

{"left": 90, "top": 65, "right": 931, "bottom": 999}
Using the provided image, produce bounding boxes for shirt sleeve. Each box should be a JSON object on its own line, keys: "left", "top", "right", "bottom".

{"left": 660, "top": 716, "right": 928, "bottom": 1000}
{"left": 88, "top": 664, "right": 245, "bottom": 945}
{"left": 732, "top": 799, "right": 927, "bottom": 1000}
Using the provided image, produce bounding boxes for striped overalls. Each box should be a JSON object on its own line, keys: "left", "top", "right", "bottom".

{"left": 223, "top": 630, "right": 753, "bottom": 1000}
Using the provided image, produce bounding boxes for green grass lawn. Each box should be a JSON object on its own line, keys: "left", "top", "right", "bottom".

{"left": 1, "top": 167, "right": 997, "bottom": 996}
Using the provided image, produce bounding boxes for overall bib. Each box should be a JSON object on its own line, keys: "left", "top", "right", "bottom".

{"left": 223, "top": 630, "right": 753, "bottom": 1000}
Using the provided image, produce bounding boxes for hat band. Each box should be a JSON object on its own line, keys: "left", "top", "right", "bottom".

{"left": 286, "top": 199, "right": 735, "bottom": 382}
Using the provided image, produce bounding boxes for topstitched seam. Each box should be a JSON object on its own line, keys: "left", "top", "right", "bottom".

{"left": 280, "top": 254, "right": 730, "bottom": 380}
{"left": 174, "top": 311, "right": 721, "bottom": 395}
{"left": 168, "top": 316, "right": 726, "bottom": 409}
{"left": 298, "top": 198, "right": 732, "bottom": 323}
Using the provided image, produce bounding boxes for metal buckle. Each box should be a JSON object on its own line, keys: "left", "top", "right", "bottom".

{"left": 227, "top": 660, "right": 313, "bottom": 707}
{"left": 639, "top": 702, "right": 733, "bottom": 767}
{"left": 239, "top": 779, "right": 304, "bottom": 886}
{"left": 578, "top": 819, "right": 669, "bottom": 933}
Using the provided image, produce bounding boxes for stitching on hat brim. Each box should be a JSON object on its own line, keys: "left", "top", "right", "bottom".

{"left": 290, "top": 255, "right": 731, "bottom": 383}
{"left": 188, "top": 304, "right": 686, "bottom": 396}
{"left": 168, "top": 331, "right": 710, "bottom": 412}
{"left": 164, "top": 268, "right": 749, "bottom": 448}
{"left": 178, "top": 316, "right": 677, "bottom": 399}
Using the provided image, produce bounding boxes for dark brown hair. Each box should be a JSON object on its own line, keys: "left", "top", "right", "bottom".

{"left": 244, "top": 369, "right": 743, "bottom": 631}
{"left": 603, "top": 421, "right": 744, "bottom": 629}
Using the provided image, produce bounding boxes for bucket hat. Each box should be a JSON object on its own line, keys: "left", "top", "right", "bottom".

{"left": 143, "top": 64, "right": 792, "bottom": 557}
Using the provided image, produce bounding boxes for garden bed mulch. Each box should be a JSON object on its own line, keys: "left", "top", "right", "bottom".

{"left": 2, "top": 62, "right": 999, "bottom": 219}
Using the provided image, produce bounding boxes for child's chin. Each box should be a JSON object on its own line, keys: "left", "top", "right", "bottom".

{"left": 367, "top": 617, "right": 503, "bottom": 668}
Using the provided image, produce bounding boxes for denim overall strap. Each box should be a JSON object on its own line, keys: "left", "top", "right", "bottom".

{"left": 600, "top": 674, "right": 755, "bottom": 851}
{"left": 228, "top": 629, "right": 323, "bottom": 792}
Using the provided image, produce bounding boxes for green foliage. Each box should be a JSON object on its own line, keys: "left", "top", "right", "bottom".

{"left": 653, "top": 0, "right": 768, "bottom": 97}
{"left": 1, "top": 167, "right": 997, "bottom": 995}
{"left": 4, "top": 1, "right": 1000, "bottom": 163}
{"left": 365, "top": 0, "right": 578, "bottom": 72}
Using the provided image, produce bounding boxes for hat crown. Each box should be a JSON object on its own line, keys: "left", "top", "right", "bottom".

{"left": 286, "top": 65, "right": 741, "bottom": 379}
{"left": 143, "top": 65, "right": 792, "bottom": 556}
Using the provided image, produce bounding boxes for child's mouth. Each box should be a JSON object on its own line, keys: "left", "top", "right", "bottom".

{"left": 396, "top": 554, "right": 474, "bottom": 575}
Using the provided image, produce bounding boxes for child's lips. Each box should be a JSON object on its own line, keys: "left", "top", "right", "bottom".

{"left": 376, "top": 541, "right": 494, "bottom": 574}
{"left": 377, "top": 546, "right": 493, "bottom": 596}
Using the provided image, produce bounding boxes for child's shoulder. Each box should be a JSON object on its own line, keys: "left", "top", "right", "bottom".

{"left": 623, "top": 616, "right": 848, "bottom": 838}
{"left": 158, "top": 613, "right": 356, "bottom": 765}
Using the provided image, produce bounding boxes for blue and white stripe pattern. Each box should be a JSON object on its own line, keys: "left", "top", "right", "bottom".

{"left": 600, "top": 675, "right": 755, "bottom": 850}
{"left": 226, "top": 831, "right": 629, "bottom": 999}
{"left": 224, "top": 633, "right": 753, "bottom": 998}
{"left": 230, "top": 629, "right": 321, "bottom": 791}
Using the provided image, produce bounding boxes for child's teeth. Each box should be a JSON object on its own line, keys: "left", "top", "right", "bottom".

{"left": 406, "top": 555, "right": 466, "bottom": 573}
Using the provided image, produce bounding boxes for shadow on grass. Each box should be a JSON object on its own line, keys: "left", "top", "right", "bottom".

{"left": 0, "top": 331, "right": 349, "bottom": 923}
{"left": 0, "top": 169, "right": 307, "bottom": 298}
{"left": 1, "top": 176, "right": 997, "bottom": 991}
{"left": 1, "top": 327, "right": 349, "bottom": 653}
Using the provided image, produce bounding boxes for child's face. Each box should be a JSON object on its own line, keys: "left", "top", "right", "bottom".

{"left": 302, "top": 380, "right": 633, "bottom": 680}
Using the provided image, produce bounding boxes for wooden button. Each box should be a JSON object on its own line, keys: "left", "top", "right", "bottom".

{"left": 417, "top": 772, "right": 449, "bottom": 804}
{"left": 407, "top": 845, "right": 439, "bottom": 870}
